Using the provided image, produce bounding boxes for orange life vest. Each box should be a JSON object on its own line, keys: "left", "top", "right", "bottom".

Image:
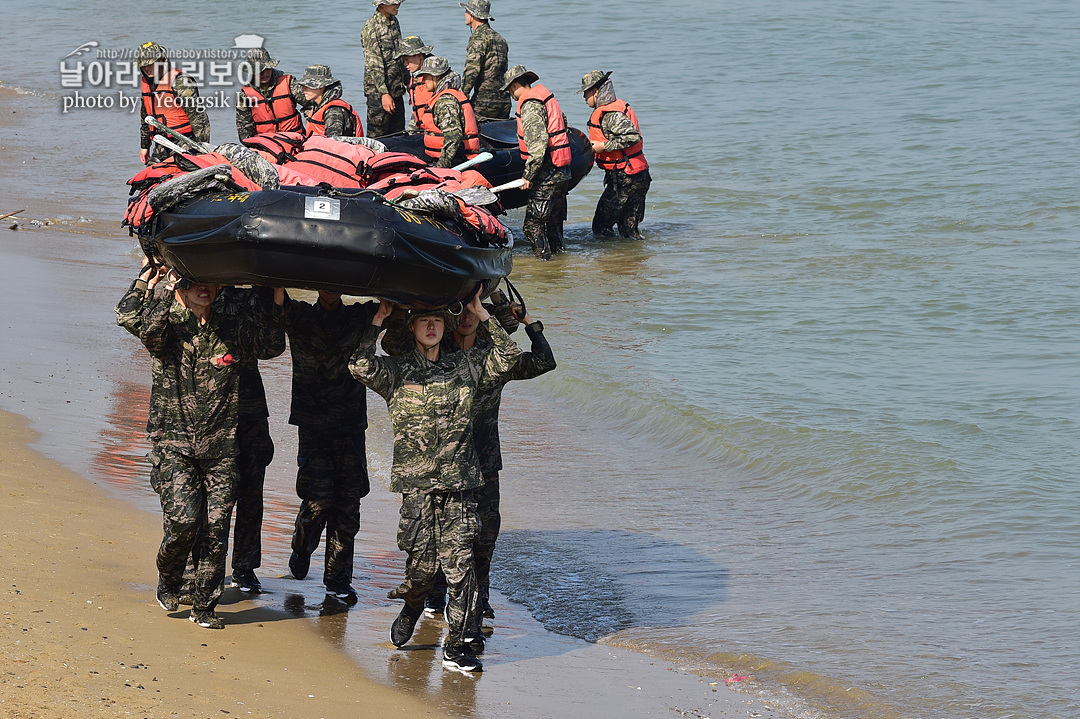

{"left": 363, "top": 151, "right": 431, "bottom": 186}
{"left": 409, "top": 77, "right": 434, "bottom": 131}
{"left": 588, "top": 99, "right": 649, "bottom": 175}
{"left": 420, "top": 88, "right": 481, "bottom": 161}
{"left": 241, "top": 74, "right": 303, "bottom": 134}
{"left": 286, "top": 135, "right": 376, "bottom": 188}
{"left": 515, "top": 84, "right": 571, "bottom": 168}
{"left": 140, "top": 68, "right": 194, "bottom": 137}
{"left": 241, "top": 131, "right": 306, "bottom": 164}
{"left": 305, "top": 99, "right": 363, "bottom": 138}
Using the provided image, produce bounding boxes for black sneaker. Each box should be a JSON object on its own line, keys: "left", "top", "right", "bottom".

{"left": 442, "top": 643, "right": 483, "bottom": 672}
{"left": 288, "top": 551, "right": 310, "bottom": 580}
{"left": 189, "top": 609, "right": 224, "bottom": 629}
{"left": 462, "top": 631, "right": 486, "bottom": 654}
{"left": 325, "top": 585, "right": 358, "bottom": 605}
{"left": 156, "top": 581, "right": 179, "bottom": 612}
{"left": 390, "top": 603, "right": 423, "bottom": 647}
{"left": 232, "top": 569, "right": 262, "bottom": 593}
{"left": 423, "top": 586, "right": 446, "bottom": 615}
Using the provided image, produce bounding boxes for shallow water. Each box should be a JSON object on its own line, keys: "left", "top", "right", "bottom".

{"left": 2, "top": 1, "right": 1079, "bottom": 717}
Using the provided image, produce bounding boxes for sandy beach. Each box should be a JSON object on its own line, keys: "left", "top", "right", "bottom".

{"left": 0, "top": 409, "right": 452, "bottom": 719}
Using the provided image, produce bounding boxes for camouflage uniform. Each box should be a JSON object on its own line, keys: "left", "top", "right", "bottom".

{"left": 451, "top": 314, "right": 556, "bottom": 617}
{"left": 461, "top": 23, "right": 510, "bottom": 120}
{"left": 362, "top": 6, "right": 408, "bottom": 137}
{"left": 348, "top": 316, "right": 523, "bottom": 644}
{"left": 235, "top": 69, "right": 310, "bottom": 141}
{"left": 520, "top": 97, "right": 571, "bottom": 259}
{"left": 214, "top": 287, "right": 278, "bottom": 576}
{"left": 139, "top": 70, "right": 211, "bottom": 156}
{"left": 283, "top": 296, "right": 377, "bottom": 591}
{"left": 588, "top": 79, "right": 651, "bottom": 239}
{"left": 428, "top": 71, "right": 471, "bottom": 169}
{"left": 115, "top": 277, "right": 284, "bottom": 613}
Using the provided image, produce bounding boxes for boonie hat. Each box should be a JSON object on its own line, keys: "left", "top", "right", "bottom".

{"left": 577, "top": 69, "right": 612, "bottom": 94}
{"left": 499, "top": 64, "right": 538, "bottom": 92}
{"left": 298, "top": 64, "right": 339, "bottom": 89}
{"left": 460, "top": 0, "right": 494, "bottom": 21}
{"left": 413, "top": 55, "right": 450, "bottom": 79}
{"left": 135, "top": 41, "right": 167, "bottom": 68}
{"left": 396, "top": 35, "right": 434, "bottom": 59}
{"left": 404, "top": 307, "right": 461, "bottom": 333}
{"left": 372, "top": 0, "right": 404, "bottom": 6}
{"left": 239, "top": 47, "right": 279, "bottom": 79}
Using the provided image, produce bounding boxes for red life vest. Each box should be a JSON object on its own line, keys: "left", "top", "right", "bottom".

{"left": 125, "top": 159, "right": 188, "bottom": 229}
{"left": 286, "top": 135, "right": 376, "bottom": 188}
{"left": 140, "top": 68, "right": 194, "bottom": 138}
{"left": 588, "top": 100, "right": 649, "bottom": 175}
{"left": 184, "top": 152, "right": 264, "bottom": 191}
{"left": 420, "top": 88, "right": 481, "bottom": 161}
{"left": 305, "top": 98, "right": 363, "bottom": 138}
{"left": 409, "top": 76, "right": 434, "bottom": 131}
{"left": 241, "top": 131, "right": 306, "bottom": 164}
{"left": 363, "top": 151, "right": 431, "bottom": 186}
{"left": 241, "top": 74, "right": 303, "bottom": 134}
{"left": 515, "top": 84, "right": 571, "bottom": 168}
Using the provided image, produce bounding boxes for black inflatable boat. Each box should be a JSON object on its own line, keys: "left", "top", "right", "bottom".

{"left": 142, "top": 185, "right": 512, "bottom": 309}
{"left": 382, "top": 119, "right": 594, "bottom": 210}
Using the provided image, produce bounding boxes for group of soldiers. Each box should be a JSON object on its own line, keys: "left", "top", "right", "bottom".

{"left": 136, "top": 0, "right": 652, "bottom": 260}
{"left": 117, "top": 258, "right": 555, "bottom": 673}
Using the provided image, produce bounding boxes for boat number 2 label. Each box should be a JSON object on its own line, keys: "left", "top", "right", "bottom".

{"left": 305, "top": 197, "right": 341, "bottom": 221}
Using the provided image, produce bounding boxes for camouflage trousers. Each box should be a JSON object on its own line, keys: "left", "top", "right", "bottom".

{"left": 388, "top": 489, "right": 480, "bottom": 644}
{"left": 473, "top": 91, "right": 511, "bottom": 121}
{"left": 473, "top": 472, "right": 501, "bottom": 608}
{"left": 232, "top": 417, "right": 273, "bottom": 572}
{"left": 366, "top": 95, "right": 406, "bottom": 139}
{"left": 291, "top": 429, "right": 370, "bottom": 589}
{"left": 149, "top": 446, "right": 236, "bottom": 611}
{"left": 523, "top": 165, "right": 571, "bottom": 259}
{"left": 593, "top": 168, "right": 651, "bottom": 240}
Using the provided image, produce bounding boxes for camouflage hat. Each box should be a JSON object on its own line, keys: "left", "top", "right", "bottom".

{"left": 413, "top": 55, "right": 451, "bottom": 79}
{"left": 395, "top": 35, "right": 433, "bottom": 59}
{"left": 576, "top": 69, "right": 612, "bottom": 95}
{"left": 460, "top": 0, "right": 494, "bottom": 21}
{"left": 135, "top": 41, "right": 167, "bottom": 68}
{"left": 404, "top": 307, "right": 461, "bottom": 333}
{"left": 499, "top": 64, "right": 538, "bottom": 92}
{"left": 239, "top": 47, "right": 279, "bottom": 81}
{"left": 298, "top": 64, "right": 339, "bottom": 89}
{"left": 372, "top": 0, "right": 404, "bottom": 5}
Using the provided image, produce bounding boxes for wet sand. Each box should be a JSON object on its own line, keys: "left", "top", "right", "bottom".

{"left": 0, "top": 81, "right": 779, "bottom": 719}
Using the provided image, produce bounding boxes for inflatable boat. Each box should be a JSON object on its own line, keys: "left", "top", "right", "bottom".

{"left": 141, "top": 183, "right": 512, "bottom": 309}
{"left": 382, "top": 119, "right": 594, "bottom": 210}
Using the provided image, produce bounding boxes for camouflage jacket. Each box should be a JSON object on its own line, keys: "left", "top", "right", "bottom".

{"left": 451, "top": 321, "right": 556, "bottom": 475}
{"left": 116, "top": 277, "right": 169, "bottom": 437}
{"left": 284, "top": 296, "right": 377, "bottom": 433}
{"left": 362, "top": 11, "right": 408, "bottom": 102}
{"left": 461, "top": 23, "right": 508, "bottom": 104}
{"left": 349, "top": 318, "right": 522, "bottom": 492}
{"left": 121, "top": 280, "right": 284, "bottom": 458}
{"left": 139, "top": 70, "right": 211, "bottom": 150}
{"left": 235, "top": 69, "right": 310, "bottom": 141}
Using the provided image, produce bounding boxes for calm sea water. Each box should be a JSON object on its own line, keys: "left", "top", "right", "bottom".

{"left": 2, "top": 1, "right": 1078, "bottom": 717}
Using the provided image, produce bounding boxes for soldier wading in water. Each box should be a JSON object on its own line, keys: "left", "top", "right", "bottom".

{"left": 348, "top": 291, "right": 523, "bottom": 672}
